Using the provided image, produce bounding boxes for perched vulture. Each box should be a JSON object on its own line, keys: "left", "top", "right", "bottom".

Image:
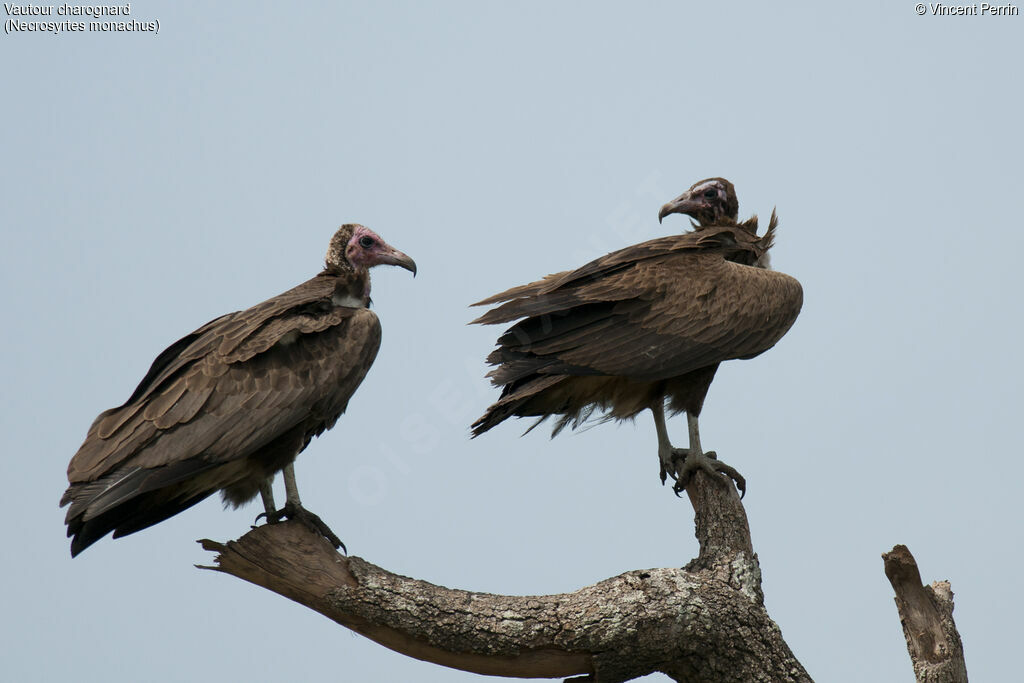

{"left": 61, "top": 224, "right": 415, "bottom": 556}
{"left": 470, "top": 178, "right": 802, "bottom": 495}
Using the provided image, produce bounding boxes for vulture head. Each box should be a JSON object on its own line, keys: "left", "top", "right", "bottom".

{"left": 326, "top": 223, "right": 417, "bottom": 276}
{"left": 658, "top": 177, "right": 739, "bottom": 227}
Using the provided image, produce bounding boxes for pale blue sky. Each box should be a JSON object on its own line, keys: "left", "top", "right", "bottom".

{"left": 3, "top": 2, "right": 1022, "bottom": 681}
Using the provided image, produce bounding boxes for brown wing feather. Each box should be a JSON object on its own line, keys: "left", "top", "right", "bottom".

{"left": 471, "top": 224, "right": 802, "bottom": 435}
{"left": 556, "top": 257, "right": 802, "bottom": 380}
{"left": 479, "top": 251, "right": 801, "bottom": 383}
{"left": 471, "top": 271, "right": 569, "bottom": 308}
{"left": 470, "top": 227, "right": 760, "bottom": 325}
{"left": 94, "top": 276, "right": 339, "bottom": 440}
{"left": 67, "top": 307, "right": 378, "bottom": 484}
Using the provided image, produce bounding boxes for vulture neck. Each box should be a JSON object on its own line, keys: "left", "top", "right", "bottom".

{"left": 324, "top": 263, "right": 371, "bottom": 308}
{"left": 695, "top": 214, "right": 758, "bottom": 234}
{"left": 697, "top": 212, "right": 777, "bottom": 271}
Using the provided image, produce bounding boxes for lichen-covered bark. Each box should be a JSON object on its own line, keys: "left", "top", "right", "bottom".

{"left": 883, "top": 545, "right": 968, "bottom": 683}
{"left": 200, "top": 470, "right": 811, "bottom": 681}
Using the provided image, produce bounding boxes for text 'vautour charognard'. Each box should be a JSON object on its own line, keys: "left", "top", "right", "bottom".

{"left": 4, "top": 3, "right": 159, "bottom": 35}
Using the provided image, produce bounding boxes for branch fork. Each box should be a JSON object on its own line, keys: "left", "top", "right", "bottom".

{"left": 200, "top": 471, "right": 966, "bottom": 681}
{"left": 201, "top": 470, "right": 808, "bottom": 682}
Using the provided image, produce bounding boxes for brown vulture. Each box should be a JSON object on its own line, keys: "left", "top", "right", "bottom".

{"left": 61, "top": 224, "right": 415, "bottom": 556}
{"left": 470, "top": 178, "right": 802, "bottom": 495}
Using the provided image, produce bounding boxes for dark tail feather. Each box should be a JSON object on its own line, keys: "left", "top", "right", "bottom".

{"left": 63, "top": 458, "right": 220, "bottom": 556}
{"left": 470, "top": 406, "right": 511, "bottom": 438}
{"left": 67, "top": 488, "right": 215, "bottom": 557}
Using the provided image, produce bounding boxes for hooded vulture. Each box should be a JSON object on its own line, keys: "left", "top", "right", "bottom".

{"left": 470, "top": 178, "right": 802, "bottom": 495}
{"left": 61, "top": 224, "right": 416, "bottom": 556}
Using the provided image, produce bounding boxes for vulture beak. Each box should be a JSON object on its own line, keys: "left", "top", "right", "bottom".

{"left": 658, "top": 190, "right": 702, "bottom": 224}
{"left": 376, "top": 245, "right": 417, "bottom": 276}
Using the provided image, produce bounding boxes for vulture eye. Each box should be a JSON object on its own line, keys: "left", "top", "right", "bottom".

{"left": 358, "top": 236, "right": 375, "bottom": 249}
{"left": 703, "top": 189, "right": 717, "bottom": 199}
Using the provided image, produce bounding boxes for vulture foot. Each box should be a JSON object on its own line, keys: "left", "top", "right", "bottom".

{"left": 669, "top": 449, "right": 746, "bottom": 499}
{"left": 261, "top": 502, "right": 347, "bottom": 554}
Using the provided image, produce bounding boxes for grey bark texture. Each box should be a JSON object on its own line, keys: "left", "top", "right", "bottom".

{"left": 883, "top": 544, "right": 968, "bottom": 683}
{"left": 200, "top": 469, "right": 810, "bottom": 682}
{"left": 198, "top": 471, "right": 969, "bottom": 681}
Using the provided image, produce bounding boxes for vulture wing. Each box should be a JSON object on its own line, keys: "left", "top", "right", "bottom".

{"left": 62, "top": 273, "right": 381, "bottom": 554}
{"left": 471, "top": 225, "right": 802, "bottom": 431}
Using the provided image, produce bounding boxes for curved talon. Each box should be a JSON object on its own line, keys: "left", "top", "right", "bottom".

{"left": 255, "top": 508, "right": 290, "bottom": 525}
{"left": 287, "top": 502, "right": 346, "bottom": 554}
{"left": 257, "top": 502, "right": 347, "bottom": 554}
{"left": 660, "top": 448, "right": 688, "bottom": 485}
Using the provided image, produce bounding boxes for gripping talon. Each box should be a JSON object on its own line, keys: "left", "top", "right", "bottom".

{"left": 669, "top": 449, "right": 746, "bottom": 498}
{"left": 257, "top": 502, "right": 347, "bottom": 554}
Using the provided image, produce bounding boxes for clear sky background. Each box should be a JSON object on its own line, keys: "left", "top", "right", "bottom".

{"left": 3, "top": 2, "right": 1021, "bottom": 681}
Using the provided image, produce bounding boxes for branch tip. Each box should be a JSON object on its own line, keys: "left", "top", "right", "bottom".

{"left": 882, "top": 543, "right": 968, "bottom": 682}
{"left": 198, "top": 538, "right": 226, "bottom": 552}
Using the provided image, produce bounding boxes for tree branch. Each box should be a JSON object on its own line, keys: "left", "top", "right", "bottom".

{"left": 200, "top": 471, "right": 809, "bottom": 682}
{"left": 883, "top": 544, "right": 968, "bottom": 683}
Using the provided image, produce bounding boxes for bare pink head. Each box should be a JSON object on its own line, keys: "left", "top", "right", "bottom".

{"left": 326, "top": 224, "right": 416, "bottom": 275}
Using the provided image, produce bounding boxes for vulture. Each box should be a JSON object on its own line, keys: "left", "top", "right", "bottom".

{"left": 61, "top": 224, "right": 416, "bottom": 556}
{"left": 470, "top": 178, "right": 802, "bottom": 495}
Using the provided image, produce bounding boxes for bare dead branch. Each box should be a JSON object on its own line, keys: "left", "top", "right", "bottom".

{"left": 199, "top": 470, "right": 810, "bottom": 682}
{"left": 883, "top": 544, "right": 968, "bottom": 683}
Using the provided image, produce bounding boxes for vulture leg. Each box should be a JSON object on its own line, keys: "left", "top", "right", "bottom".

{"left": 252, "top": 478, "right": 277, "bottom": 526}
{"left": 650, "top": 404, "right": 746, "bottom": 498}
{"left": 263, "top": 464, "right": 346, "bottom": 553}
{"left": 675, "top": 413, "right": 746, "bottom": 498}
{"left": 259, "top": 478, "right": 276, "bottom": 516}
{"left": 651, "top": 402, "right": 678, "bottom": 485}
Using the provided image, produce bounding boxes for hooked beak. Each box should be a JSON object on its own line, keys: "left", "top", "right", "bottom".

{"left": 377, "top": 245, "right": 417, "bottom": 276}
{"left": 658, "top": 189, "right": 704, "bottom": 224}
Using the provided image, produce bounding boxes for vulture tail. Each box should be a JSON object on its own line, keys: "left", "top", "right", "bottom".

{"left": 63, "top": 457, "right": 220, "bottom": 557}
{"left": 470, "top": 375, "right": 565, "bottom": 437}
{"left": 67, "top": 488, "right": 214, "bottom": 557}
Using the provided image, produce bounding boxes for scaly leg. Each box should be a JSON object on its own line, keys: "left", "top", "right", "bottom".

{"left": 262, "top": 464, "right": 346, "bottom": 552}
{"left": 651, "top": 401, "right": 676, "bottom": 484}
{"left": 259, "top": 478, "right": 276, "bottom": 517}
